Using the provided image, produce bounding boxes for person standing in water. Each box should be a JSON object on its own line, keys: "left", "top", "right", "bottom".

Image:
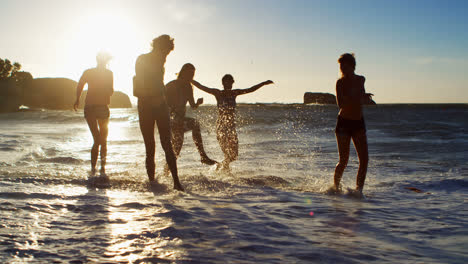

{"left": 192, "top": 75, "right": 273, "bottom": 171}
{"left": 74, "top": 52, "right": 113, "bottom": 175}
{"left": 134, "top": 34, "right": 183, "bottom": 191}
{"left": 165, "top": 63, "right": 217, "bottom": 167}
{"left": 333, "top": 53, "right": 373, "bottom": 195}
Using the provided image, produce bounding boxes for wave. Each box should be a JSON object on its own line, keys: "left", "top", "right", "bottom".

{"left": 402, "top": 178, "right": 468, "bottom": 193}
{"left": 0, "top": 170, "right": 300, "bottom": 195}
{"left": 40, "top": 157, "right": 84, "bottom": 165}
{"left": 0, "top": 191, "right": 65, "bottom": 200}
{"left": 0, "top": 147, "right": 16, "bottom": 151}
{"left": 427, "top": 178, "right": 468, "bottom": 190}
{"left": 2, "top": 104, "right": 466, "bottom": 135}
{"left": 0, "top": 109, "right": 137, "bottom": 124}
{"left": 239, "top": 175, "right": 290, "bottom": 187}
{"left": 11, "top": 146, "right": 85, "bottom": 165}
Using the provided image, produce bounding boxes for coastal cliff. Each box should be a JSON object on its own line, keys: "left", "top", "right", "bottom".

{"left": 20, "top": 78, "right": 131, "bottom": 110}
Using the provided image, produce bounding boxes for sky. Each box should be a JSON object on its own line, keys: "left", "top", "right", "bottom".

{"left": 1, "top": 0, "right": 467, "bottom": 104}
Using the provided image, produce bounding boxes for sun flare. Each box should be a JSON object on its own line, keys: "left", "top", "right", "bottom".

{"left": 67, "top": 10, "right": 147, "bottom": 96}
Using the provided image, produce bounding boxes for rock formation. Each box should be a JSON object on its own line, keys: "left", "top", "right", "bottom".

{"left": 303, "top": 92, "right": 376, "bottom": 105}
{"left": 77, "top": 90, "right": 132, "bottom": 109}
{"left": 22, "top": 78, "right": 132, "bottom": 110}
{"left": 303, "top": 92, "right": 337, "bottom": 104}
{"left": 23, "top": 78, "right": 77, "bottom": 109}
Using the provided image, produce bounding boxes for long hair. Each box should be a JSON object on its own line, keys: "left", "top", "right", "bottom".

{"left": 177, "top": 63, "right": 195, "bottom": 80}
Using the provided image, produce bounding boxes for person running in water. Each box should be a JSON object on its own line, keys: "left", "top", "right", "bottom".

{"left": 74, "top": 51, "right": 113, "bottom": 175}
{"left": 165, "top": 63, "right": 217, "bottom": 167}
{"left": 333, "top": 53, "right": 373, "bottom": 196}
{"left": 192, "top": 75, "right": 273, "bottom": 171}
{"left": 134, "top": 34, "right": 183, "bottom": 191}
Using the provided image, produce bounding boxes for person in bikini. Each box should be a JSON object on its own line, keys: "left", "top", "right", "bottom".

{"left": 191, "top": 75, "right": 273, "bottom": 171}
{"left": 134, "top": 34, "right": 183, "bottom": 191}
{"left": 333, "top": 53, "right": 373, "bottom": 195}
{"left": 74, "top": 51, "right": 113, "bottom": 175}
{"left": 165, "top": 63, "right": 217, "bottom": 168}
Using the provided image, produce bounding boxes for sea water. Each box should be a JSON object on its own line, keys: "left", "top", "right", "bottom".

{"left": 0, "top": 104, "right": 467, "bottom": 263}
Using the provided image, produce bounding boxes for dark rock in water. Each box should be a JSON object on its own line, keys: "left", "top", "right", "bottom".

{"left": 303, "top": 92, "right": 376, "bottom": 105}
{"left": 22, "top": 77, "right": 132, "bottom": 110}
{"left": 303, "top": 92, "right": 336, "bottom": 104}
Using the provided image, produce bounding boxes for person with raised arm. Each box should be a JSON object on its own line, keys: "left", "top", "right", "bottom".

{"left": 134, "top": 34, "right": 183, "bottom": 191}
{"left": 165, "top": 63, "right": 217, "bottom": 167}
{"left": 74, "top": 52, "right": 113, "bottom": 175}
{"left": 192, "top": 75, "right": 273, "bottom": 171}
{"left": 333, "top": 53, "right": 373, "bottom": 196}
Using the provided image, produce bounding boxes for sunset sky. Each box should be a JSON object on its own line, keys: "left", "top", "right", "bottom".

{"left": 1, "top": 0, "right": 467, "bottom": 104}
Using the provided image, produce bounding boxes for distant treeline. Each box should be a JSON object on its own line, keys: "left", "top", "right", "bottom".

{"left": 0, "top": 58, "right": 34, "bottom": 112}
{"left": 0, "top": 58, "right": 34, "bottom": 83}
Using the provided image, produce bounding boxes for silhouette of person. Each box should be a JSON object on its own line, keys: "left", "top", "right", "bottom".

{"left": 192, "top": 75, "right": 273, "bottom": 171}
{"left": 74, "top": 51, "right": 113, "bottom": 175}
{"left": 134, "top": 34, "right": 183, "bottom": 191}
{"left": 165, "top": 63, "right": 217, "bottom": 167}
{"left": 333, "top": 53, "right": 373, "bottom": 195}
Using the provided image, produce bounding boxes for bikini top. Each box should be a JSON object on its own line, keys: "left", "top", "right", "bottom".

{"left": 216, "top": 92, "right": 237, "bottom": 110}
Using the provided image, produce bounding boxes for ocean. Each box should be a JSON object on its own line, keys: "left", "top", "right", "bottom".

{"left": 0, "top": 104, "right": 467, "bottom": 263}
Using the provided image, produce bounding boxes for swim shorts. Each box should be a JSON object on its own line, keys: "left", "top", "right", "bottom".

{"left": 84, "top": 105, "right": 110, "bottom": 119}
{"left": 335, "top": 115, "right": 366, "bottom": 137}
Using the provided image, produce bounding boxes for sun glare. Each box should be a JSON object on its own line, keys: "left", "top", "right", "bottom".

{"left": 67, "top": 10, "right": 148, "bottom": 97}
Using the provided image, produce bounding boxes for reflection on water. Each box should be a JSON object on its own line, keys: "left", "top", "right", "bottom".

{"left": 105, "top": 191, "right": 185, "bottom": 262}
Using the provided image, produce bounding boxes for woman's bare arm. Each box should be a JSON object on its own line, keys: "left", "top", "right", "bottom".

{"left": 74, "top": 70, "right": 88, "bottom": 111}
{"left": 191, "top": 80, "right": 220, "bottom": 96}
{"left": 110, "top": 71, "right": 114, "bottom": 96}
{"left": 360, "top": 76, "right": 374, "bottom": 104}
{"left": 186, "top": 84, "right": 203, "bottom": 108}
{"left": 234, "top": 80, "right": 273, "bottom": 96}
{"left": 336, "top": 79, "right": 344, "bottom": 108}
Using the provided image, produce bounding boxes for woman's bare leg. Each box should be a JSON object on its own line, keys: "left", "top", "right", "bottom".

{"left": 156, "top": 111, "right": 183, "bottom": 191}
{"left": 85, "top": 116, "right": 101, "bottom": 175}
{"left": 334, "top": 133, "right": 351, "bottom": 191}
{"left": 171, "top": 122, "right": 185, "bottom": 158}
{"left": 217, "top": 128, "right": 238, "bottom": 171}
{"left": 352, "top": 131, "right": 369, "bottom": 193}
{"left": 98, "top": 118, "right": 109, "bottom": 174}
{"left": 186, "top": 118, "right": 216, "bottom": 165}
{"left": 163, "top": 123, "right": 184, "bottom": 176}
{"left": 138, "top": 104, "right": 156, "bottom": 182}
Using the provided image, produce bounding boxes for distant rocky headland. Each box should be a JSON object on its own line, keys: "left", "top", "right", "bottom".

{"left": 0, "top": 77, "right": 132, "bottom": 112}
{"left": 303, "top": 92, "right": 376, "bottom": 105}
{"left": 1, "top": 58, "right": 132, "bottom": 112}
